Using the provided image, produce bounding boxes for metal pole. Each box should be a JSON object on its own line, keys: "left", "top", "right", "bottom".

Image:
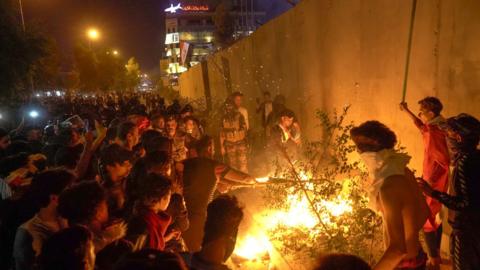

{"left": 19, "top": 0, "right": 34, "bottom": 92}
{"left": 18, "top": 0, "right": 26, "bottom": 32}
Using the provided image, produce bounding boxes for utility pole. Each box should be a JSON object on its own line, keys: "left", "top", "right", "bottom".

{"left": 18, "top": 0, "right": 35, "bottom": 92}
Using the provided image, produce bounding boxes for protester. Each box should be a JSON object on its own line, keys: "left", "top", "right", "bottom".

{"left": 417, "top": 114, "right": 480, "bottom": 270}
{"left": 58, "top": 181, "right": 126, "bottom": 252}
{"left": 125, "top": 173, "right": 179, "bottom": 251}
{"left": 151, "top": 113, "right": 166, "bottom": 134}
{"left": 116, "top": 121, "right": 140, "bottom": 151}
{"left": 256, "top": 91, "right": 273, "bottom": 141}
{"left": 38, "top": 225, "right": 96, "bottom": 270}
{"left": 182, "top": 195, "right": 244, "bottom": 270}
{"left": 165, "top": 115, "right": 187, "bottom": 162}
{"left": 99, "top": 143, "right": 133, "bottom": 218}
{"left": 231, "top": 92, "right": 249, "bottom": 131}
{"left": 13, "top": 169, "right": 75, "bottom": 270}
{"left": 400, "top": 97, "right": 450, "bottom": 269}
{"left": 350, "top": 121, "right": 429, "bottom": 270}
{"left": 182, "top": 136, "right": 255, "bottom": 252}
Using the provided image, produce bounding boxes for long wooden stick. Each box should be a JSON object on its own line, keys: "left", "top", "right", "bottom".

{"left": 401, "top": 0, "right": 418, "bottom": 102}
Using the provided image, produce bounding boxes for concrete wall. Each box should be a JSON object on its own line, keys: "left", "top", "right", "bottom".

{"left": 179, "top": 0, "right": 480, "bottom": 171}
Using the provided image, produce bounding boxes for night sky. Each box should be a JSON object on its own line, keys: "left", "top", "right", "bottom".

{"left": 23, "top": 0, "right": 297, "bottom": 71}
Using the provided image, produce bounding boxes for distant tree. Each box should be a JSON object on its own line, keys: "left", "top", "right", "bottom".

{"left": 124, "top": 57, "right": 141, "bottom": 92}
{"left": 213, "top": 2, "right": 234, "bottom": 48}
{"left": 0, "top": 0, "right": 52, "bottom": 97}
{"left": 60, "top": 71, "right": 80, "bottom": 90}
{"left": 73, "top": 43, "right": 99, "bottom": 92}
{"left": 97, "top": 51, "right": 126, "bottom": 92}
{"left": 31, "top": 36, "right": 61, "bottom": 90}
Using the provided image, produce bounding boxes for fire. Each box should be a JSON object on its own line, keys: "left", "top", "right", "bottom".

{"left": 255, "top": 177, "right": 270, "bottom": 183}
{"left": 234, "top": 172, "right": 355, "bottom": 265}
{"left": 234, "top": 233, "right": 272, "bottom": 260}
{"left": 264, "top": 194, "right": 318, "bottom": 229}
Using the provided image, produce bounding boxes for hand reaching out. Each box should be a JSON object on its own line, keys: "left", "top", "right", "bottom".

{"left": 416, "top": 177, "right": 434, "bottom": 196}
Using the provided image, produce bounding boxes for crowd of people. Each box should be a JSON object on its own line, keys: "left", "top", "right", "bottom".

{"left": 0, "top": 90, "right": 308, "bottom": 270}
{"left": 0, "top": 90, "right": 478, "bottom": 270}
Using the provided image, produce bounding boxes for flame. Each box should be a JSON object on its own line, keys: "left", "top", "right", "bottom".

{"left": 235, "top": 172, "right": 355, "bottom": 264}
{"left": 255, "top": 177, "right": 270, "bottom": 183}
{"left": 234, "top": 233, "right": 272, "bottom": 260}
{"left": 264, "top": 194, "right": 318, "bottom": 229}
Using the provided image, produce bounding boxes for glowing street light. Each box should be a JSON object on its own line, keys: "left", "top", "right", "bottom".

{"left": 113, "top": 50, "right": 119, "bottom": 56}
{"left": 29, "top": 110, "right": 39, "bottom": 119}
{"left": 87, "top": 28, "right": 100, "bottom": 40}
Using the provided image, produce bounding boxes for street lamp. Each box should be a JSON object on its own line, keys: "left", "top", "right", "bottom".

{"left": 112, "top": 50, "right": 119, "bottom": 56}
{"left": 86, "top": 28, "right": 100, "bottom": 49}
{"left": 87, "top": 28, "right": 100, "bottom": 40}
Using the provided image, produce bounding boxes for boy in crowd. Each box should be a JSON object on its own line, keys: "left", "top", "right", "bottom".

{"left": 125, "top": 174, "right": 180, "bottom": 251}
{"left": 58, "top": 181, "right": 126, "bottom": 253}
{"left": 13, "top": 169, "right": 75, "bottom": 270}
{"left": 400, "top": 98, "right": 450, "bottom": 269}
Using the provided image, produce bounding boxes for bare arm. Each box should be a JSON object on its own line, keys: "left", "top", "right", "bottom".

{"left": 400, "top": 102, "right": 424, "bottom": 130}
{"left": 75, "top": 121, "right": 106, "bottom": 180}
{"left": 374, "top": 180, "right": 407, "bottom": 270}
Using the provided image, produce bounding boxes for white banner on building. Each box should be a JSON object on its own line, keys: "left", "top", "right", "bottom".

{"left": 180, "top": 41, "right": 190, "bottom": 66}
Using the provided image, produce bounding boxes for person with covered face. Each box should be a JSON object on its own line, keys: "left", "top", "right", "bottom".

{"left": 417, "top": 114, "right": 480, "bottom": 270}
{"left": 350, "top": 121, "right": 429, "bottom": 270}
{"left": 220, "top": 99, "right": 248, "bottom": 173}
{"left": 400, "top": 97, "right": 450, "bottom": 269}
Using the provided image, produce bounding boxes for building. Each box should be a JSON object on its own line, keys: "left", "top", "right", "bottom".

{"left": 162, "top": 0, "right": 265, "bottom": 79}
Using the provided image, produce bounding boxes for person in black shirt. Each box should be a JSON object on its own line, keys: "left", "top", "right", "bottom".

{"left": 418, "top": 113, "right": 480, "bottom": 270}
{"left": 182, "top": 136, "right": 255, "bottom": 252}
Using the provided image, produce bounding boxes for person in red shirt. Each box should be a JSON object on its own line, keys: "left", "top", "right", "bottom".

{"left": 125, "top": 174, "right": 180, "bottom": 251}
{"left": 400, "top": 97, "right": 450, "bottom": 269}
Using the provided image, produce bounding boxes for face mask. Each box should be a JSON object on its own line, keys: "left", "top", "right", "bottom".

{"left": 359, "top": 151, "right": 384, "bottom": 174}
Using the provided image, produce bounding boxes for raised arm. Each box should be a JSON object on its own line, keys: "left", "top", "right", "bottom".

{"left": 400, "top": 102, "right": 424, "bottom": 130}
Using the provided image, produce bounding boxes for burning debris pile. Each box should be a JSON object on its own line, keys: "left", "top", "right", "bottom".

{"left": 231, "top": 107, "right": 383, "bottom": 269}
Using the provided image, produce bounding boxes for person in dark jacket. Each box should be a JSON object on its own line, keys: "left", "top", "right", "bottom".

{"left": 418, "top": 113, "right": 480, "bottom": 270}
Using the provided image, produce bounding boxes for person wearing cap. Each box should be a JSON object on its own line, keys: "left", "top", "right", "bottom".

{"left": 231, "top": 92, "right": 249, "bottom": 131}
{"left": 98, "top": 144, "right": 133, "bottom": 219}
{"left": 400, "top": 97, "right": 450, "bottom": 268}
{"left": 417, "top": 114, "right": 480, "bottom": 270}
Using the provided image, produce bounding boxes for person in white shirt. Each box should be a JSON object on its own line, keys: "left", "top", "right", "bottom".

{"left": 231, "top": 92, "right": 249, "bottom": 131}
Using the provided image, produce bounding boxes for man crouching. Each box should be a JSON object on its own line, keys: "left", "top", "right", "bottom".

{"left": 350, "top": 121, "right": 429, "bottom": 270}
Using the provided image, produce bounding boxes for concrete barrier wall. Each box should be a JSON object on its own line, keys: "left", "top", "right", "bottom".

{"left": 179, "top": 0, "right": 480, "bottom": 171}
